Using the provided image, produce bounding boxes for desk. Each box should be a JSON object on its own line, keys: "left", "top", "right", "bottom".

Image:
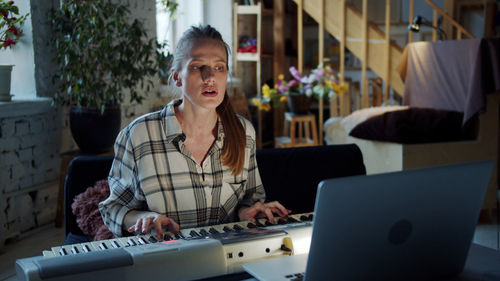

{"left": 198, "top": 244, "right": 500, "bottom": 281}
{"left": 55, "top": 150, "right": 113, "bottom": 227}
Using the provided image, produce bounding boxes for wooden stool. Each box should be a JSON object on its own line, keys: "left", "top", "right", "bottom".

{"left": 275, "top": 112, "right": 319, "bottom": 148}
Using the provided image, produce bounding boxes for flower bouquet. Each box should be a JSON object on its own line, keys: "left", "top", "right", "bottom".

{"left": 253, "top": 64, "right": 348, "bottom": 113}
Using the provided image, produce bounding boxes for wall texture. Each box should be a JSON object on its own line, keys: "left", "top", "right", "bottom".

{"left": 0, "top": 0, "right": 161, "bottom": 251}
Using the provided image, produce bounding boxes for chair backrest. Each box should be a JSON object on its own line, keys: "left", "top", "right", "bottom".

{"left": 64, "top": 155, "right": 114, "bottom": 236}
{"left": 256, "top": 144, "right": 366, "bottom": 214}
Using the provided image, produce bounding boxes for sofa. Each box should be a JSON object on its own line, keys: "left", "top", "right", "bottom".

{"left": 63, "top": 144, "right": 366, "bottom": 244}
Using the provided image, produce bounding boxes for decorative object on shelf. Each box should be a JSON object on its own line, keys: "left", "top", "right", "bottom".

{"left": 50, "top": 0, "right": 175, "bottom": 154}
{"left": 0, "top": 0, "right": 29, "bottom": 102}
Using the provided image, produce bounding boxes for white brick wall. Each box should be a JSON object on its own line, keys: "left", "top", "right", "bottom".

{"left": 0, "top": 0, "right": 163, "bottom": 251}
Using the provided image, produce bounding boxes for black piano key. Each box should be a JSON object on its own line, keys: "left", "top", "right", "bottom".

{"left": 300, "top": 215, "right": 309, "bottom": 221}
{"left": 209, "top": 228, "right": 219, "bottom": 234}
{"left": 83, "top": 245, "right": 92, "bottom": 252}
{"left": 233, "top": 224, "right": 243, "bottom": 231}
{"left": 277, "top": 218, "right": 288, "bottom": 225}
{"left": 71, "top": 246, "right": 79, "bottom": 254}
{"left": 148, "top": 235, "right": 159, "bottom": 243}
{"left": 59, "top": 248, "right": 68, "bottom": 256}
{"left": 247, "top": 222, "right": 257, "bottom": 228}
{"left": 175, "top": 233, "right": 184, "bottom": 239}
{"left": 112, "top": 240, "right": 121, "bottom": 248}
{"left": 199, "top": 229, "right": 210, "bottom": 236}
{"left": 127, "top": 239, "right": 137, "bottom": 246}
{"left": 287, "top": 216, "right": 299, "bottom": 223}
{"left": 99, "top": 242, "right": 108, "bottom": 250}
{"left": 264, "top": 220, "right": 274, "bottom": 226}
{"left": 223, "top": 226, "right": 233, "bottom": 232}
{"left": 190, "top": 230, "right": 201, "bottom": 237}
{"left": 138, "top": 237, "right": 148, "bottom": 245}
{"left": 308, "top": 214, "right": 314, "bottom": 221}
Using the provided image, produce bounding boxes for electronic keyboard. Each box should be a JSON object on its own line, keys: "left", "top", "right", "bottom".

{"left": 16, "top": 212, "right": 314, "bottom": 281}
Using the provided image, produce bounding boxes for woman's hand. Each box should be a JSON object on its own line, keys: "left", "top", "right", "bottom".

{"left": 125, "top": 211, "right": 180, "bottom": 239}
{"left": 238, "top": 201, "right": 291, "bottom": 223}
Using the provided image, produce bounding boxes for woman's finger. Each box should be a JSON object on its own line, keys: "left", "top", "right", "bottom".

{"left": 142, "top": 217, "right": 152, "bottom": 233}
{"left": 265, "top": 201, "right": 290, "bottom": 217}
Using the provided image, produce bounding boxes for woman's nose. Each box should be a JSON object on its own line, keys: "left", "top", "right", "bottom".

{"left": 201, "top": 66, "right": 215, "bottom": 82}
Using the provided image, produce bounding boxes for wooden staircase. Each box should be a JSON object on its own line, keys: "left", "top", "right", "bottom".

{"left": 296, "top": 0, "right": 405, "bottom": 96}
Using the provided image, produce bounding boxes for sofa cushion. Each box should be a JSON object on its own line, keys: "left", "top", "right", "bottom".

{"left": 256, "top": 144, "right": 366, "bottom": 214}
{"left": 349, "top": 107, "right": 477, "bottom": 144}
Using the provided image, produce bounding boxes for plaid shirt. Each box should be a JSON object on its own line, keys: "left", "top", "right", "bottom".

{"left": 99, "top": 99, "right": 265, "bottom": 237}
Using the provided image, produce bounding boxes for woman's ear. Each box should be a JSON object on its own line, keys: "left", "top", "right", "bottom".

{"left": 172, "top": 71, "right": 182, "bottom": 87}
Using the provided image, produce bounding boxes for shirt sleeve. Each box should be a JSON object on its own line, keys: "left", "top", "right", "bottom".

{"left": 98, "top": 126, "right": 147, "bottom": 237}
{"left": 238, "top": 118, "right": 266, "bottom": 207}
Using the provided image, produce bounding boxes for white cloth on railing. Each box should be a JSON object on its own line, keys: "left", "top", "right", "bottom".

{"left": 400, "top": 38, "right": 500, "bottom": 124}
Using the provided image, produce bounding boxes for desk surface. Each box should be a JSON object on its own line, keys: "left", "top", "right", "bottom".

{"left": 199, "top": 243, "right": 500, "bottom": 281}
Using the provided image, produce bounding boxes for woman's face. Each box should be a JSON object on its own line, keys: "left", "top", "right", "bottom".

{"left": 176, "top": 39, "right": 228, "bottom": 112}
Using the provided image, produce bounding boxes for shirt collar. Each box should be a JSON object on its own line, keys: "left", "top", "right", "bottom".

{"left": 161, "top": 98, "right": 225, "bottom": 148}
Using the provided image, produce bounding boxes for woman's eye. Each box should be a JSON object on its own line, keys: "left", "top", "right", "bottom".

{"left": 215, "top": 66, "right": 225, "bottom": 71}
{"left": 192, "top": 66, "right": 201, "bottom": 70}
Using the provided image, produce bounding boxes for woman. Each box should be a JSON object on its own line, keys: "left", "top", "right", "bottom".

{"left": 99, "top": 25, "right": 290, "bottom": 238}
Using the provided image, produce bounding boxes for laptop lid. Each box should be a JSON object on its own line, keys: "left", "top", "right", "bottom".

{"left": 244, "top": 160, "right": 493, "bottom": 281}
{"left": 306, "top": 160, "right": 493, "bottom": 281}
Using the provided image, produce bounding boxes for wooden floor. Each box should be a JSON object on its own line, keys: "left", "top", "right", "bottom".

{"left": 1, "top": 221, "right": 499, "bottom": 281}
{"left": 0, "top": 225, "right": 65, "bottom": 281}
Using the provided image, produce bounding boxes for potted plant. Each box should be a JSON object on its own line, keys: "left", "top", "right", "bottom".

{"left": 0, "top": 0, "right": 28, "bottom": 102}
{"left": 50, "top": 0, "right": 166, "bottom": 153}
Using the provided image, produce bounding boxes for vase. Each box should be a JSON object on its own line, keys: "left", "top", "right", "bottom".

{"left": 287, "top": 94, "right": 312, "bottom": 114}
{"left": 70, "top": 105, "right": 121, "bottom": 154}
{"left": 0, "top": 65, "right": 13, "bottom": 102}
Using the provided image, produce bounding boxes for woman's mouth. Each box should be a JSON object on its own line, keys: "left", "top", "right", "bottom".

{"left": 202, "top": 88, "right": 218, "bottom": 97}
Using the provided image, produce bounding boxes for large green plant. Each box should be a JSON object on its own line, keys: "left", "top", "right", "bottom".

{"left": 50, "top": 0, "right": 160, "bottom": 113}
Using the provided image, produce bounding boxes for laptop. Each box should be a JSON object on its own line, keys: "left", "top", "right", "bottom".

{"left": 243, "top": 161, "right": 493, "bottom": 281}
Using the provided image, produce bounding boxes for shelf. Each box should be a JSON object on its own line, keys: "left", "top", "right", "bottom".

{"left": 236, "top": 4, "right": 273, "bottom": 16}
{"left": 236, "top": 52, "right": 273, "bottom": 61}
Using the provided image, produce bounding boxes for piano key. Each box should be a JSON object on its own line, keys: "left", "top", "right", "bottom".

{"left": 111, "top": 240, "right": 122, "bottom": 248}
{"left": 277, "top": 218, "right": 288, "bottom": 225}
{"left": 163, "top": 232, "right": 177, "bottom": 240}
{"left": 287, "top": 216, "right": 299, "bottom": 223}
{"left": 233, "top": 224, "right": 243, "bottom": 231}
{"left": 98, "top": 242, "right": 108, "bottom": 250}
{"left": 209, "top": 227, "right": 219, "bottom": 234}
{"left": 190, "top": 230, "right": 201, "bottom": 237}
{"left": 199, "top": 229, "right": 209, "bottom": 236}
{"left": 222, "top": 226, "right": 233, "bottom": 232}
{"left": 82, "top": 243, "right": 93, "bottom": 253}
{"left": 71, "top": 245, "right": 80, "bottom": 254}
{"left": 137, "top": 237, "right": 148, "bottom": 245}
{"left": 255, "top": 221, "right": 265, "bottom": 227}
{"left": 246, "top": 222, "right": 257, "bottom": 228}
{"left": 264, "top": 220, "right": 274, "bottom": 226}
{"left": 59, "top": 247, "right": 68, "bottom": 256}
{"left": 127, "top": 238, "right": 137, "bottom": 246}
{"left": 174, "top": 232, "right": 184, "bottom": 239}
{"left": 43, "top": 250, "right": 55, "bottom": 257}
{"left": 300, "top": 215, "right": 309, "bottom": 221}
{"left": 50, "top": 246, "right": 63, "bottom": 256}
